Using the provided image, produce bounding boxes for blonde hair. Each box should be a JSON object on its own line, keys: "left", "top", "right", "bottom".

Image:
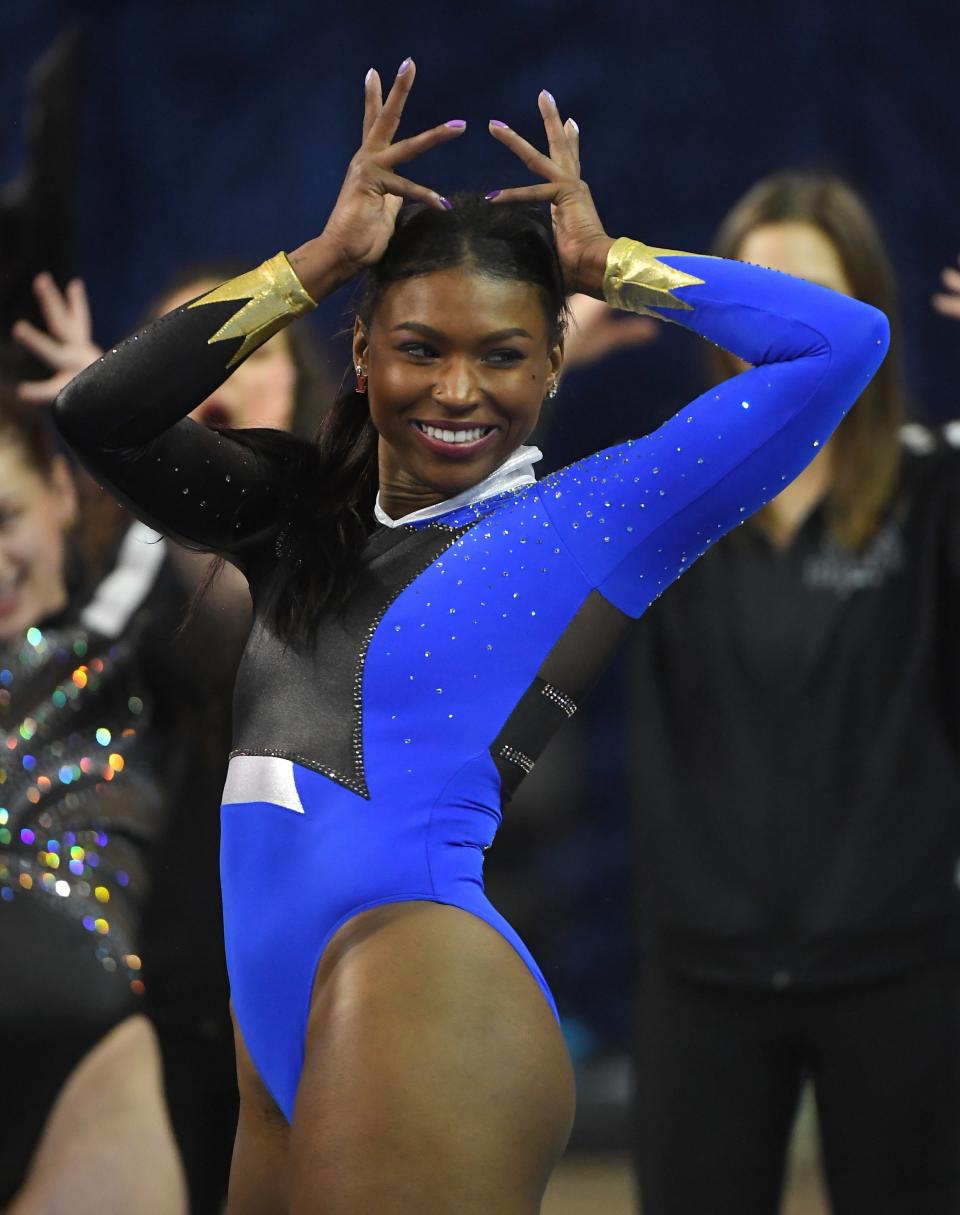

{"left": 713, "top": 171, "right": 907, "bottom": 549}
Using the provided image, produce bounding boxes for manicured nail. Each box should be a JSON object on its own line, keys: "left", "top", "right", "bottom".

{"left": 568, "top": 117, "right": 579, "bottom": 134}
{"left": 365, "top": 68, "right": 374, "bottom": 86}
{"left": 438, "top": 196, "right": 454, "bottom": 211}
{"left": 398, "top": 57, "right": 412, "bottom": 75}
{"left": 484, "top": 190, "right": 502, "bottom": 201}
{"left": 489, "top": 119, "right": 509, "bottom": 129}
{"left": 444, "top": 119, "right": 467, "bottom": 128}
{"left": 542, "top": 89, "right": 556, "bottom": 106}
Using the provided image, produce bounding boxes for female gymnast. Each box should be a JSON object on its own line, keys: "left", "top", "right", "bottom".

{"left": 53, "top": 60, "right": 888, "bottom": 1215}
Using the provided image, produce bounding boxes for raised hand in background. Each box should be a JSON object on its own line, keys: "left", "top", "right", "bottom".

{"left": 12, "top": 273, "right": 102, "bottom": 403}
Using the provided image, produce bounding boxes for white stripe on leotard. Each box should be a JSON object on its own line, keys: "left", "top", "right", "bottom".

{"left": 221, "top": 754, "right": 304, "bottom": 814}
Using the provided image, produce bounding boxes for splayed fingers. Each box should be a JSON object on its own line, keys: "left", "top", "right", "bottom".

{"left": 487, "top": 93, "right": 610, "bottom": 296}
{"left": 13, "top": 274, "right": 102, "bottom": 404}
{"left": 319, "top": 60, "right": 465, "bottom": 273}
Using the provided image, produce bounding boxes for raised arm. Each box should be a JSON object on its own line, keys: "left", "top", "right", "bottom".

{"left": 54, "top": 254, "right": 317, "bottom": 559}
{"left": 540, "top": 239, "right": 888, "bottom": 614}
{"left": 52, "top": 59, "right": 464, "bottom": 561}
{"left": 488, "top": 93, "right": 889, "bottom": 615}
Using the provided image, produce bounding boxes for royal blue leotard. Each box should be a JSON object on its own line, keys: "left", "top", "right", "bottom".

{"left": 54, "top": 241, "right": 889, "bottom": 1120}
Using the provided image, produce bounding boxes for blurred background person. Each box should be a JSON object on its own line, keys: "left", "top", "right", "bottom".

{"left": 0, "top": 387, "right": 186, "bottom": 1213}
{"left": 626, "top": 171, "right": 960, "bottom": 1215}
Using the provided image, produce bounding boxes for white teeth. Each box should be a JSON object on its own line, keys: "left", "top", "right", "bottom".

{"left": 418, "top": 423, "right": 493, "bottom": 445}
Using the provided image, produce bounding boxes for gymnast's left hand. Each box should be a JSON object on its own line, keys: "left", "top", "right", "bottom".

{"left": 487, "top": 92, "right": 614, "bottom": 299}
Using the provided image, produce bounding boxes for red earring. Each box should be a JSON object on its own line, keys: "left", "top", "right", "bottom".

{"left": 355, "top": 364, "right": 368, "bottom": 394}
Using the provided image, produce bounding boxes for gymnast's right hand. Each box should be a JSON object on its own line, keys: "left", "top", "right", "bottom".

{"left": 297, "top": 59, "right": 464, "bottom": 295}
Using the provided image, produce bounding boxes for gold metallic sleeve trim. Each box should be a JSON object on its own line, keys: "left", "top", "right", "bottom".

{"left": 602, "top": 237, "right": 706, "bottom": 318}
{"left": 188, "top": 251, "right": 317, "bottom": 370}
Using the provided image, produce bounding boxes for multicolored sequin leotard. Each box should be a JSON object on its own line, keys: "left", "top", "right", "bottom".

{"left": 54, "top": 239, "right": 889, "bottom": 1120}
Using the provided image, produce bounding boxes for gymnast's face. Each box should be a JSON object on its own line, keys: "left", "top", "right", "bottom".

{"left": 356, "top": 266, "right": 563, "bottom": 516}
{"left": 0, "top": 440, "right": 77, "bottom": 641}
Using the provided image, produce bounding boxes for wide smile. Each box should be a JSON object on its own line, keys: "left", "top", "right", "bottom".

{"left": 410, "top": 419, "right": 500, "bottom": 460}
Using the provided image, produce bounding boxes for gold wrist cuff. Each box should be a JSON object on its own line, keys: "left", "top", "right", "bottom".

{"left": 602, "top": 237, "right": 705, "bottom": 318}
{"left": 189, "top": 251, "right": 317, "bottom": 369}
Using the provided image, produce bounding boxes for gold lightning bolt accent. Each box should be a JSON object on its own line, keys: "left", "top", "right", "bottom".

{"left": 188, "top": 251, "right": 317, "bottom": 370}
{"left": 603, "top": 237, "right": 707, "bottom": 317}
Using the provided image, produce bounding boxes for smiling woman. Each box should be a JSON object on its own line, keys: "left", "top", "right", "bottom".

{"left": 354, "top": 194, "right": 565, "bottom": 512}
{"left": 0, "top": 393, "right": 76, "bottom": 639}
{"left": 0, "top": 389, "right": 187, "bottom": 1212}
{"left": 367, "top": 272, "right": 548, "bottom": 473}
{"left": 51, "top": 59, "right": 888, "bottom": 1215}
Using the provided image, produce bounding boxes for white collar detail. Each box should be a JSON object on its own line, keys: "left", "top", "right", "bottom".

{"left": 374, "top": 445, "right": 543, "bottom": 529}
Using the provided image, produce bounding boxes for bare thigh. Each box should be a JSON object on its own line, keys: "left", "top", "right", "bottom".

{"left": 227, "top": 1012, "right": 290, "bottom": 1215}
{"left": 10, "top": 1014, "right": 187, "bottom": 1215}
{"left": 288, "top": 901, "right": 576, "bottom": 1215}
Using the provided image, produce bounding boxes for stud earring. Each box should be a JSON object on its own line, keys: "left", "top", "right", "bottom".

{"left": 355, "top": 364, "right": 368, "bottom": 394}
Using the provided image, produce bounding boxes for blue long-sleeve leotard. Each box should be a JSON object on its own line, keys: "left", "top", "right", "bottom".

{"left": 54, "top": 243, "right": 888, "bottom": 1120}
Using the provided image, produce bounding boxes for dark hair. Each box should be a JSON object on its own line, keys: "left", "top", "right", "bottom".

{"left": 211, "top": 194, "right": 566, "bottom": 649}
{"left": 712, "top": 171, "right": 908, "bottom": 549}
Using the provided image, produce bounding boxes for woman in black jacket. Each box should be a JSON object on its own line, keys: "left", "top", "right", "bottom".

{"left": 628, "top": 171, "right": 960, "bottom": 1215}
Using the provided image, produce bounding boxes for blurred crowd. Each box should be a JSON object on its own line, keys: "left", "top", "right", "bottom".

{"left": 3, "top": 22, "right": 960, "bottom": 1215}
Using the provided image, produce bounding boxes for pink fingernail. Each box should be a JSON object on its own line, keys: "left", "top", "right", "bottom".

{"left": 489, "top": 119, "right": 509, "bottom": 129}
{"left": 444, "top": 119, "right": 467, "bottom": 128}
{"left": 365, "top": 68, "right": 374, "bottom": 86}
{"left": 568, "top": 118, "right": 579, "bottom": 134}
{"left": 439, "top": 196, "right": 454, "bottom": 211}
{"left": 485, "top": 190, "right": 502, "bottom": 201}
{"left": 542, "top": 90, "right": 556, "bottom": 106}
{"left": 398, "top": 57, "right": 412, "bottom": 75}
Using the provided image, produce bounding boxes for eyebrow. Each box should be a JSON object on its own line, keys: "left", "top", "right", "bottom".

{"left": 391, "top": 322, "right": 533, "bottom": 342}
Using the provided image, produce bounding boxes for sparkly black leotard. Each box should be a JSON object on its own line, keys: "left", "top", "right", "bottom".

{"left": 54, "top": 241, "right": 889, "bottom": 1119}
{"left": 0, "top": 521, "right": 167, "bottom": 1195}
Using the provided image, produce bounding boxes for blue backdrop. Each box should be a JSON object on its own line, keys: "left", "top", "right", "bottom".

{"left": 4, "top": 0, "right": 959, "bottom": 431}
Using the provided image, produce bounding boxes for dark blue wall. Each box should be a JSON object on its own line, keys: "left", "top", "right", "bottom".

{"left": 4, "top": 0, "right": 959, "bottom": 435}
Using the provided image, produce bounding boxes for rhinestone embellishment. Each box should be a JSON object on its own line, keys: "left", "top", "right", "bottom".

{"left": 498, "top": 744, "right": 535, "bottom": 775}
{"left": 540, "top": 682, "right": 577, "bottom": 718}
